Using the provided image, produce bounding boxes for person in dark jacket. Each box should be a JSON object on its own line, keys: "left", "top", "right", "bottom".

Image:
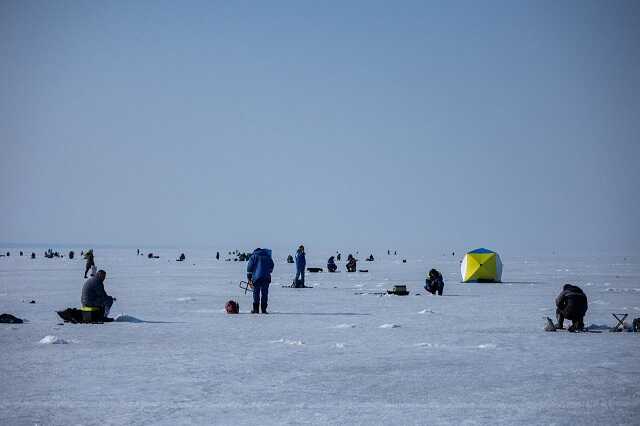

{"left": 327, "top": 256, "right": 338, "bottom": 272}
{"left": 425, "top": 268, "right": 444, "bottom": 296}
{"left": 294, "top": 245, "right": 306, "bottom": 287}
{"left": 83, "top": 249, "right": 96, "bottom": 278}
{"left": 555, "top": 284, "right": 588, "bottom": 331}
{"left": 247, "top": 248, "right": 275, "bottom": 314}
{"left": 81, "top": 270, "right": 115, "bottom": 319}
{"left": 346, "top": 254, "right": 357, "bottom": 272}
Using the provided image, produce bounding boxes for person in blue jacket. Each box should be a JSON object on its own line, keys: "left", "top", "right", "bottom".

{"left": 294, "top": 245, "right": 306, "bottom": 287}
{"left": 247, "top": 248, "right": 275, "bottom": 314}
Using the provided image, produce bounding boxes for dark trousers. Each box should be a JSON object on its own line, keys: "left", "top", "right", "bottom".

{"left": 101, "top": 297, "right": 114, "bottom": 317}
{"left": 84, "top": 262, "right": 96, "bottom": 278}
{"left": 556, "top": 308, "right": 584, "bottom": 330}
{"left": 425, "top": 279, "right": 444, "bottom": 296}
{"left": 252, "top": 278, "right": 270, "bottom": 306}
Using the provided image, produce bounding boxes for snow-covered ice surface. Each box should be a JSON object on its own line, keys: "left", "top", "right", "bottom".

{"left": 1, "top": 250, "right": 639, "bottom": 425}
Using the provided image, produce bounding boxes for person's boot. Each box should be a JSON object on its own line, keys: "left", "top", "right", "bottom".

{"left": 555, "top": 315, "right": 564, "bottom": 330}
{"left": 251, "top": 303, "right": 259, "bottom": 314}
{"left": 261, "top": 303, "right": 268, "bottom": 314}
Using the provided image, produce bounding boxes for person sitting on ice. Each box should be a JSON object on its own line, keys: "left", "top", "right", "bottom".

{"left": 177, "top": 253, "right": 186, "bottom": 262}
{"left": 366, "top": 254, "right": 374, "bottom": 261}
{"left": 247, "top": 248, "right": 275, "bottom": 314}
{"left": 555, "top": 284, "right": 588, "bottom": 331}
{"left": 346, "top": 254, "right": 357, "bottom": 272}
{"left": 327, "top": 256, "right": 338, "bottom": 272}
{"left": 81, "top": 270, "right": 116, "bottom": 321}
{"left": 425, "top": 268, "right": 444, "bottom": 296}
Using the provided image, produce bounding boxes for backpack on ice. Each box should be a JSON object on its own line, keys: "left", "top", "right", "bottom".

{"left": 225, "top": 300, "right": 239, "bottom": 314}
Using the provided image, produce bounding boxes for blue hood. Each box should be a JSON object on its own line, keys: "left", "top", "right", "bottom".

{"left": 247, "top": 248, "right": 274, "bottom": 282}
{"left": 253, "top": 248, "right": 272, "bottom": 257}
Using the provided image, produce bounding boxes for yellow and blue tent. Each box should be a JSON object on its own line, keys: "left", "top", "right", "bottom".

{"left": 460, "top": 248, "right": 502, "bottom": 283}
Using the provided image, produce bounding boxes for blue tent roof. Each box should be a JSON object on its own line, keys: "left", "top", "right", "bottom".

{"left": 468, "top": 248, "right": 495, "bottom": 254}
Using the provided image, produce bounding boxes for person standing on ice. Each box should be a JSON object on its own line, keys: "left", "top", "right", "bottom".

{"left": 294, "top": 245, "right": 306, "bottom": 287}
{"left": 247, "top": 248, "right": 274, "bottom": 314}
{"left": 81, "top": 270, "right": 116, "bottom": 319}
{"left": 555, "top": 284, "right": 588, "bottom": 331}
{"left": 83, "top": 249, "right": 96, "bottom": 278}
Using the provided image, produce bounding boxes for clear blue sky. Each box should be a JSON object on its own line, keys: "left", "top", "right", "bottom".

{"left": 1, "top": 0, "right": 638, "bottom": 254}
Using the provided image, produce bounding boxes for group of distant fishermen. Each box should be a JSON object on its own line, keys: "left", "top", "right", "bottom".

{"left": 62, "top": 246, "right": 590, "bottom": 328}
{"left": 0, "top": 250, "right": 37, "bottom": 259}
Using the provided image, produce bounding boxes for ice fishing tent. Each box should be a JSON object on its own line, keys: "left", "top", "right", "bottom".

{"left": 461, "top": 248, "right": 502, "bottom": 283}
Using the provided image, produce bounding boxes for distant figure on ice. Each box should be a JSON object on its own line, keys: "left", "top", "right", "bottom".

{"left": 327, "top": 256, "right": 338, "bottom": 272}
{"left": 81, "top": 270, "right": 116, "bottom": 320}
{"left": 346, "top": 254, "right": 357, "bottom": 272}
{"left": 294, "top": 245, "right": 306, "bottom": 287}
{"left": 83, "top": 249, "right": 96, "bottom": 278}
{"left": 337, "top": 252, "right": 341, "bottom": 261}
{"left": 366, "top": 254, "right": 374, "bottom": 262}
{"left": 555, "top": 284, "right": 588, "bottom": 331}
{"left": 247, "top": 248, "right": 274, "bottom": 314}
{"left": 216, "top": 251, "right": 220, "bottom": 260}
{"left": 31, "top": 252, "right": 36, "bottom": 259}
{"left": 286, "top": 254, "right": 294, "bottom": 263}
{"left": 425, "top": 268, "right": 444, "bottom": 296}
{"left": 177, "top": 253, "right": 186, "bottom": 262}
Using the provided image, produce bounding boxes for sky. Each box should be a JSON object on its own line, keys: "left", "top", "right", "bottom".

{"left": 1, "top": 0, "right": 639, "bottom": 255}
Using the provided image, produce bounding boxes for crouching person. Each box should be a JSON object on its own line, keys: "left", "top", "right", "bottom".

{"left": 425, "top": 268, "right": 444, "bottom": 295}
{"left": 247, "top": 248, "right": 275, "bottom": 314}
{"left": 555, "top": 284, "right": 588, "bottom": 332}
{"left": 346, "top": 254, "right": 357, "bottom": 272}
{"left": 327, "top": 256, "right": 338, "bottom": 272}
{"left": 81, "top": 270, "right": 115, "bottom": 321}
